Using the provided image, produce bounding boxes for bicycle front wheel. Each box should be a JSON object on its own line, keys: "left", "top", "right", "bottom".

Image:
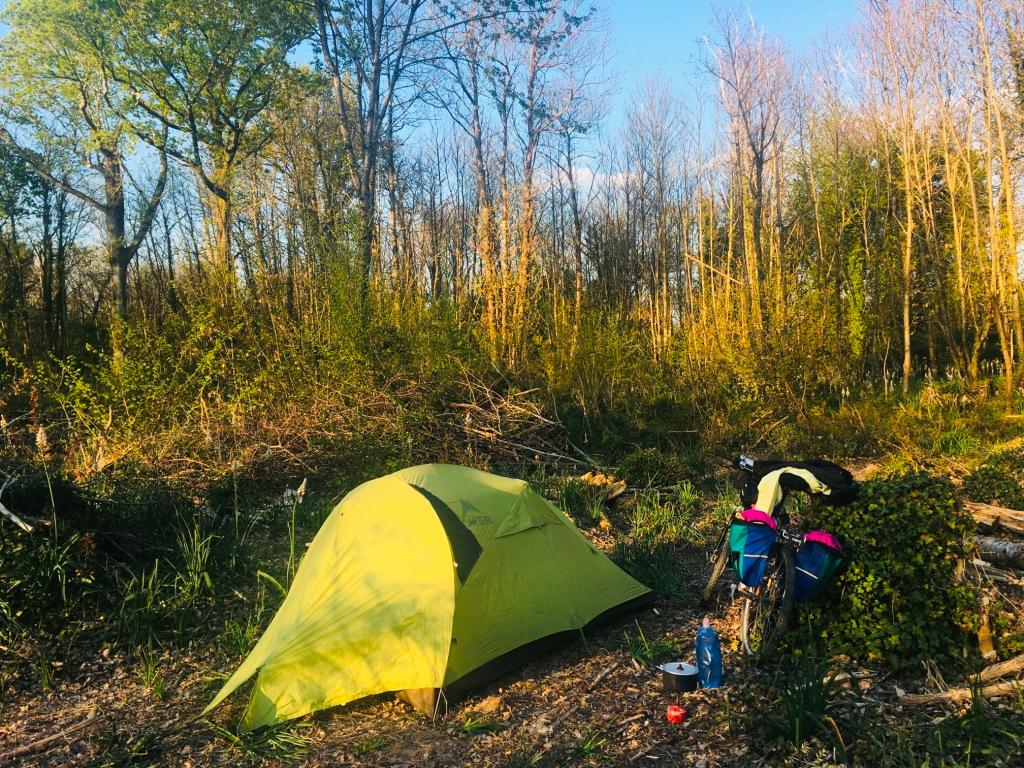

{"left": 740, "top": 545, "right": 795, "bottom": 656}
{"left": 701, "top": 526, "right": 731, "bottom": 604}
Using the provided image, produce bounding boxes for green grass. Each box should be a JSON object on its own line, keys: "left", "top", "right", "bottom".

{"left": 94, "top": 728, "right": 167, "bottom": 768}
{"left": 768, "top": 656, "right": 842, "bottom": 750}
{"left": 451, "top": 715, "right": 509, "bottom": 737}
{"left": 116, "top": 561, "right": 169, "bottom": 645}
{"left": 630, "top": 492, "right": 683, "bottom": 541}
{"left": 621, "top": 621, "right": 684, "bottom": 667}
{"left": 552, "top": 476, "right": 606, "bottom": 525}
{"left": 221, "top": 611, "right": 263, "bottom": 659}
{"left": 934, "top": 424, "right": 981, "bottom": 456}
{"left": 36, "top": 648, "right": 53, "bottom": 692}
{"left": 136, "top": 647, "right": 165, "bottom": 700}
{"left": 608, "top": 540, "right": 683, "bottom": 596}
{"left": 174, "top": 521, "right": 213, "bottom": 603}
{"left": 352, "top": 735, "right": 387, "bottom": 755}
{"left": 504, "top": 748, "right": 547, "bottom": 767}
{"left": 570, "top": 729, "right": 607, "bottom": 761}
{"left": 211, "top": 720, "right": 312, "bottom": 761}
{"left": 843, "top": 685, "right": 1024, "bottom": 767}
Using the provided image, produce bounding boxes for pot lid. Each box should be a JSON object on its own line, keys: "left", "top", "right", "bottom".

{"left": 658, "top": 662, "right": 697, "bottom": 675}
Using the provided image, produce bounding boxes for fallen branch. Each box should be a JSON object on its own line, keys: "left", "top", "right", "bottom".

{"left": 969, "top": 501, "right": 1024, "bottom": 537}
{"left": 980, "top": 652, "right": 1024, "bottom": 683}
{"left": 0, "top": 708, "right": 99, "bottom": 763}
{"left": 586, "top": 660, "right": 622, "bottom": 691}
{"left": 899, "top": 679, "right": 1023, "bottom": 707}
{"left": 0, "top": 474, "right": 32, "bottom": 533}
{"left": 614, "top": 713, "right": 647, "bottom": 730}
{"left": 972, "top": 558, "right": 1024, "bottom": 586}
{"left": 531, "top": 660, "right": 622, "bottom": 736}
{"left": 975, "top": 536, "right": 1024, "bottom": 569}
{"left": 827, "top": 671, "right": 876, "bottom": 687}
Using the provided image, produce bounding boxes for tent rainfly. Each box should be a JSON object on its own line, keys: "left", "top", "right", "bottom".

{"left": 204, "top": 464, "right": 651, "bottom": 729}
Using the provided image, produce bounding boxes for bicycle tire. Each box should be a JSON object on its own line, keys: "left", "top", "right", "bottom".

{"left": 740, "top": 544, "right": 795, "bottom": 656}
{"left": 701, "top": 527, "right": 731, "bottom": 603}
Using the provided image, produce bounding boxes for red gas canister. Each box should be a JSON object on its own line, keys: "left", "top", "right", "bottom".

{"left": 665, "top": 705, "right": 687, "bottom": 724}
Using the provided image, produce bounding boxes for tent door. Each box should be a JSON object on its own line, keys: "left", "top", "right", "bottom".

{"left": 397, "top": 687, "right": 438, "bottom": 715}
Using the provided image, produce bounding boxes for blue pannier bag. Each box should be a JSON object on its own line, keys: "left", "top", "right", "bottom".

{"left": 728, "top": 510, "right": 777, "bottom": 588}
{"left": 794, "top": 530, "right": 846, "bottom": 603}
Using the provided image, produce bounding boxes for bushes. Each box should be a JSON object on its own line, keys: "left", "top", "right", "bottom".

{"left": 617, "top": 447, "right": 691, "bottom": 488}
{"left": 803, "top": 473, "right": 979, "bottom": 668}
{"left": 962, "top": 448, "right": 1024, "bottom": 508}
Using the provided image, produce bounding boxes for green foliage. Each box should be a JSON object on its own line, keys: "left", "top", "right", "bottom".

{"left": 629, "top": 492, "right": 684, "bottom": 542}
{"left": 221, "top": 589, "right": 267, "bottom": 659}
{"left": 504, "top": 749, "right": 547, "bottom": 768}
{"left": 609, "top": 540, "right": 683, "bottom": 596}
{"left": 934, "top": 424, "right": 981, "bottom": 456}
{"left": 963, "top": 447, "right": 1024, "bottom": 508}
{"left": 550, "top": 476, "right": 606, "bottom": 525}
{"left": 963, "top": 465, "right": 1024, "bottom": 508}
{"left": 450, "top": 715, "right": 508, "bottom": 737}
{"left": 621, "top": 621, "right": 684, "bottom": 667}
{"left": 0, "top": 523, "right": 92, "bottom": 643}
{"left": 116, "top": 561, "right": 170, "bottom": 646}
{"left": 846, "top": 685, "right": 1024, "bottom": 767}
{"left": 617, "top": 447, "right": 689, "bottom": 488}
{"left": 211, "top": 720, "right": 311, "bottom": 762}
{"left": 94, "top": 727, "right": 167, "bottom": 768}
{"left": 570, "top": 730, "right": 607, "bottom": 760}
{"left": 174, "top": 522, "right": 213, "bottom": 603}
{"left": 36, "top": 647, "right": 53, "bottom": 692}
{"left": 762, "top": 656, "right": 843, "bottom": 749}
{"left": 803, "top": 473, "right": 980, "bottom": 668}
{"left": 108, "top": 0, "right": 312, "bottom": 159}
{"left": 352, "top": 735, "right": 387, "bottom": 756}
{"left": 136, "top": 647, "right": 165, "bottom": 700}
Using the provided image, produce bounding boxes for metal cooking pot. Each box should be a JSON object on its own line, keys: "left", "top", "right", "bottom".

{"left": 659, "top": 662, "right": 699, "bottom": 693}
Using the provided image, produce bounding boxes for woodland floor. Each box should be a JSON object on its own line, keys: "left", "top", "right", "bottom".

{"left": 1, "top": 473, "right": 1023, "bottom": 767}
{"left": 0, "top": 553, "right": 791, "bottom": 768}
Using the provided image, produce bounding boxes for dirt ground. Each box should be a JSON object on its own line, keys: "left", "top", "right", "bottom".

{"left": 0, "top": 553, "right": 781, "bottom": 767}
{"left": 2, "top": 473, "right": 1023, "bottom": 767}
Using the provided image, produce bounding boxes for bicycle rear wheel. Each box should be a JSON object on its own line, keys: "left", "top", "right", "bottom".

{"left": 740, "top": 545, "right": 794, "bottom": 656}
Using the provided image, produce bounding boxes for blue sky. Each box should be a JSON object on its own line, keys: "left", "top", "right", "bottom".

{"left": 603, "top": 1, "right": 858, "bottom": 127}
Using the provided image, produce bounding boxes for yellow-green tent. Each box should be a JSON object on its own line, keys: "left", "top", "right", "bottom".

{"left": 205, "top": 464, "right": 651, "bottom": 729}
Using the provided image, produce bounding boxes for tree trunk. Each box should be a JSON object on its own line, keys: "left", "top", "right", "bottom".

{"left": 210, "top": 190, "right": 233, "bottom": 277}
{"left": 115, "top": 256, "right": 130, "bottom": 318}
{"left": 40, "top": 186, "right": 54, "bottom": 350}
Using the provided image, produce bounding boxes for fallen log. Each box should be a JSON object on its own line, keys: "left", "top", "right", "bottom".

{"left": 899, "top": 679, "right": 1022, "bottom": 707}
{"left": 975, "top": 536, "right": 1024, "bottom": 569}
{"left": 968, "top": 501, "right": 1024, "bottom": 537}
{"left": 979, "top": 652, "right": 1024, "bottom": 683}
{"left": 898, "top": 653, "right": 1024, "bottom": 707}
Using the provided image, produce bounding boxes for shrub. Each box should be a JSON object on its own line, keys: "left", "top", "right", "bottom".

{"left": 617, "top": 447, "right": 689, "bottom": 487}
{"left": 963, "top": 447, "right": 1024, "bottom": 508}
{"left": 802, "top": 473, "right": 979, "bottom": 668}
{"left": 962, "top": 465, "right": 1024, "bottom": 509}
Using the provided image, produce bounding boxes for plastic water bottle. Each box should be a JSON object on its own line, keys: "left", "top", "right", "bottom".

{"left": 695, "top": 617, "right": 722, "bottom": 689}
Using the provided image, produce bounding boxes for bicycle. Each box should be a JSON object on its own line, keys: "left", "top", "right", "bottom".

{"left": 702, "top": 454, "right": 856, "bottom": 656}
